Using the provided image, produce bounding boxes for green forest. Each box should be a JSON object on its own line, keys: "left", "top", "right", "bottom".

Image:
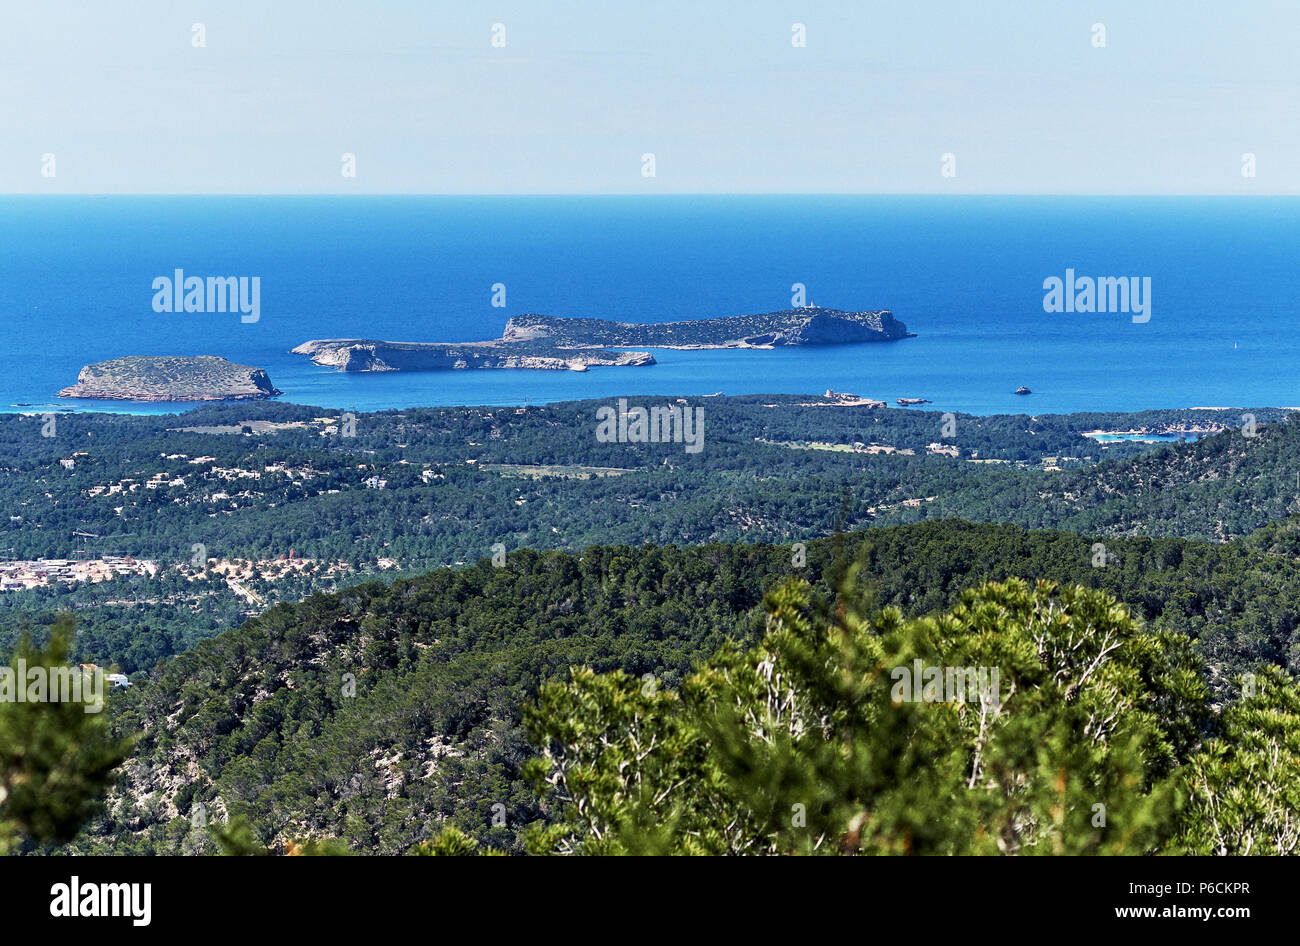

{"left": 2, "top": 397, "right": 1300, "bottom": 855}
{"left": 3, "top": 397, "right": 1296, "bottom": 674}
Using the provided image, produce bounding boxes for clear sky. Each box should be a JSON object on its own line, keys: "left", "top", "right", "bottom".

{"left": 1, "top": 0, "right": 1296, "bottom": 194}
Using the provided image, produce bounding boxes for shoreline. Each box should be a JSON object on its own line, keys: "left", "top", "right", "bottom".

{"left": 8, "top": 397, "right": 1300, "bottom": 420}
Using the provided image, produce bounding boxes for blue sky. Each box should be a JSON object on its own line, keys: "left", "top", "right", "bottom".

{"left": 1, "top": 0, "right": 1296, "bottom": 194}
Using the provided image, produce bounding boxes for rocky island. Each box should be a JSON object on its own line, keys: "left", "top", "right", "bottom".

{"left": 291, "top": 339, "right": 654, "bottom": 373}
{"left": 294, "top": 306, "right": 910, "bottom": 373}
{"left": 59, "top": 355, "right": 282, "bottom": 401}
{"left": 501, "top": 306, "right": 911, "bottom": 348}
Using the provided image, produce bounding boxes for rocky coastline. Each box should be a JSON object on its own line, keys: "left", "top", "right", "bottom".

{"left": 290, "top": 339, "right": 654, "bottom": 373}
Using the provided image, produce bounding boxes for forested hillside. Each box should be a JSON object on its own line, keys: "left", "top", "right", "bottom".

{"left": 5, "top": 397, "right": 1300, "bottom": 856}
{"left": 56, "top": 519, "right": 1300, "bottom": 855}
{"left": 4, "top": 398, "right": 1298, "bottom": 673}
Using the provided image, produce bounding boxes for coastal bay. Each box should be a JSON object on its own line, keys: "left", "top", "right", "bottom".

{"left": 4, "top": 196, "right": 1300, "bottom": 416}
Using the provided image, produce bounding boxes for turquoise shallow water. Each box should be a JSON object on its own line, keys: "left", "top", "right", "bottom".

{"left": 3, "top": 195, "right": 1298, "bottom": 416}
{"left": 1085, "top": 433, "right": 1204, "bottom": 443}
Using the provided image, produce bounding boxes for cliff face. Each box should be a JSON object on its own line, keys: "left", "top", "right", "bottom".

{"left": 772, "top": 310, "right": 909, "bottom": 345}
{"left": 58, "top": 356, "right": 282, "bottom": 401}
{"left": 291, "top": 340, "right": 656, "bottom": 372}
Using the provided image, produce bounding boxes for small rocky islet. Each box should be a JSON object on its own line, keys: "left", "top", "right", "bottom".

{"left": 58, "top": 355, "right": 281, "bottom": 402}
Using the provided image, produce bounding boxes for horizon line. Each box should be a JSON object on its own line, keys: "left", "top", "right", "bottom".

{"left": 1, "top": 192, "right": 1295, "bottom": 198}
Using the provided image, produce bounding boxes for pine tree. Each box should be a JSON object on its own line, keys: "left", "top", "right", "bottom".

{"left": 0, "top": 616, "right": 132, "bottom": 854}
{"left": 523, "top": 575, "right": 1209, "bottom": 855}
{"left": 1176, "top": 665, "right": 1300, "bottom": 855}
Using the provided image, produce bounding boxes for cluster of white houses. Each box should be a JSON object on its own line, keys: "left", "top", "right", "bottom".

{"left": 0, "top": 555, "right": 158, "bottom": 592}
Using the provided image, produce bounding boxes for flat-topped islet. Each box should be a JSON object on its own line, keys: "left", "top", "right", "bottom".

{"left": 58, "top": 355, "right": 282, "bottom": 401}
{"left": 501, "top": 306, "right": 910, "bottom": 348}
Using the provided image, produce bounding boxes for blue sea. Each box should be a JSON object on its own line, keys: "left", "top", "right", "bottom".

{"left": 2, "top": 195, "right": 1298, "bottom": 417}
